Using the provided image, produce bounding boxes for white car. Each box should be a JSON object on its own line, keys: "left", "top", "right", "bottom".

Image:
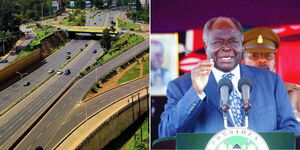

{"left": 57, "top": 69, "right": 63, "bottom": 75}
{"left": 48, "top": 68, "right": 54, "bottom": 74}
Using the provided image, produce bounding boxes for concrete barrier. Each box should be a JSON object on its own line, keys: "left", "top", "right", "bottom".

{"left": 0, "top": 31, "right": 68, "bottom": 85}
{"left": 77, "top": 95, "right": 149, "bottom": 150}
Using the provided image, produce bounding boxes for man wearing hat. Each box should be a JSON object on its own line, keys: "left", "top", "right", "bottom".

{"left": 243, "top": 27, "right": 300, "bottom": 120}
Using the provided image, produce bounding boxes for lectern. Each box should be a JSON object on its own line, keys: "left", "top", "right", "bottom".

{"left": 153, "top": 133, "right": 300, "bottom": 149}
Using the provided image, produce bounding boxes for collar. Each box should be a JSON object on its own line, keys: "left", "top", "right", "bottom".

{"left": 212, "top": 64, "right": 241, "bottom": 83}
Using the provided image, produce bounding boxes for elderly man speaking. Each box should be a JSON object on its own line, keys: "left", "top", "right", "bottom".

{"left": 158, "top": 17, "right": 300, "bottom": 138}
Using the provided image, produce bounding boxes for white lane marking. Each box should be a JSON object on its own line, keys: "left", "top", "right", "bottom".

{"left": 62, "top": 104, "right": 66, "bottom": 109}
{"left": 55, "top": 112, "right": 60, "bottom": 118}
{"left": 36, "top": 132, "right": 43, "bottom": 139}
{"left": 19, "top": 116, "right": 24, "bottom": 120}
{"left": 8, "top": 125, "right": 14, "bottom": 130}
{"left": 28, "top": 107, "right": 33, "bottom": 112}
{"left": 4, "top": 119, "right": 8, "bottom": 124}
{"left": 76, "top": 112, "right": 83, "bottom": 117}
{"left": 89, "top": 105, "right": 95, "bottom": 109}
{"left": 26, "top": 145, "right": 32, "bottom": 150}
{"left": 65, "top": 118, "right": 71, "bottom": 124}
{"left": 46, "top": 121, "right": 52, "bottom": 128}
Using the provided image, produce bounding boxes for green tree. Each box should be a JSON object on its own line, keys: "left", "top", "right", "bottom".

{"left": 0, "top": 31, "right": 14, "bottom": 56}
{"left": 100, "top": 28, "right": 112, "bottom": 51}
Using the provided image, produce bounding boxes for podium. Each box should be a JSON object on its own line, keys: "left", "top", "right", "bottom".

{"left": 153, "top": 133, "right": 300, "bottom": 149}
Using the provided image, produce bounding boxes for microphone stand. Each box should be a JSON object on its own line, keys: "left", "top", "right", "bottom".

{"left": 223, "top": 102, "right": 250, "bottom": 129}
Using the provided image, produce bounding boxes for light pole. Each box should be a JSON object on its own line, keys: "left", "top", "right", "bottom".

{"left": 16, "top": 71, "right": 28, "bottom": 85}
{"left": 137, "top": 92, "right": 142, "bottom": 140}
{"left": 131, "top": 95, "right": 136, "bottom": 140}
{"left": 16, "top": 71, "right": 28, "bottom": 80}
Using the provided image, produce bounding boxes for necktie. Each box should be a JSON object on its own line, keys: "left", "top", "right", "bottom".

{"left": 222, "top": 73, "right": 242, "bottom": 127}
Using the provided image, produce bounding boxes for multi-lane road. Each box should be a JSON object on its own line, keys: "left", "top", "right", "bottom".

{"left": 0, "top": 40, "right": 103, "bottom": 149}
{"left": 15, "top": 39, "right": 149, "bottom": 149}
{"left": 0, "top": 8, "right": 148, "bottom": 150}
{"left": 0, "top": 40, "right": 88, "bottom": 112}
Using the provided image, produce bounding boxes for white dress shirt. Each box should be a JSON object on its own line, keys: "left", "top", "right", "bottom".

{"left": 197, "top": 64, "right": 242, "bottom": 126}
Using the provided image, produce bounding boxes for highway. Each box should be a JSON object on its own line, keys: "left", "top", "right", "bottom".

{"left": 0, "top": 40, "right": 88, "bottom": 112}
{"left": 0, "top": 9, "right": 146, "bottom": 149}
{"left": 104, "top": 10, "right": 119, "bottom": 27}
{"left": 16, "top": 39, "right": 149, "bottom": 149}
{"left": 0, "top": 40, "right": 103, "bottom": 150}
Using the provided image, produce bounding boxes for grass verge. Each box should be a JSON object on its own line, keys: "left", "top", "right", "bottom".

{"left": 118, "top": 63, "right": 140, "bottom": 84}
{"left": 79, "top": 33, "right": 144, "bottom": 78}
{"left": 117, "top": 19, "right": 140, "bottom": 29}
{"left": 15, "top": 26, "right": 58, "bottom": 61}
{"left": 142, "top": 56, "right": 149, "bottom": 76}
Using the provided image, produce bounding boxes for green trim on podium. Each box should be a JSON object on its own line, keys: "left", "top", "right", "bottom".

{"left": 177, "top": 132, "right": 295, "bottom": 149}
{"left": 153, "top": 132, "right": 298, "bottom": 149}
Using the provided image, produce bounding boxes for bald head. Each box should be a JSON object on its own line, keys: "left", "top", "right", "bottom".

{"left": 203, "top": 17, "right": 243, "bottom": 44}
{"left": 211, "top": 17, "right": 238, "bottom": 30}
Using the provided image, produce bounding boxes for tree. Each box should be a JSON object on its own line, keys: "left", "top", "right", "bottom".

{"left": 0, "top": 31, "right": 14, "bottom": 56}
{"left": 100, "top": 28, "right": 112, "bottom": 51}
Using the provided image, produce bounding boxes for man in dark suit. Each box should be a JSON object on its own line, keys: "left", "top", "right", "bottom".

{"left": 159, "top": 17, "right": 300, "bottom": 138}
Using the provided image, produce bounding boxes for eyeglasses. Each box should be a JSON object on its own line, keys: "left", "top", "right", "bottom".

{"left": 209, "top": 39, "right": 242, "bottom": 49}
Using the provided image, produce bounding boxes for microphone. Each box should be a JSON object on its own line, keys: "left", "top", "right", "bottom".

{"left": 238, "top": 77, "right": 252, "bottom": 111}
{"left": 218, "top": 78, "right": 233, "bottom": 112}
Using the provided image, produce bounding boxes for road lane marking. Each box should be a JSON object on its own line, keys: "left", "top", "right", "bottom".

{"left": 46, "top": 121, "right": 52, "bottom": 128}
{"left": 28, "top": 107, "right": 33, "bottom": 112}
{"left": 26, "top": 145, "right": 32, "bottom": 150}
{"left": 89, "top": 105, "right": 95, "bottom": 109}
{"left": 76, "top": 112, "right": 83, "bottom": 117}
{"left": 36, "top": 132, "right": 43, "bottom": 139}
{"left": 8, "top": 125, "right": 14, "bottom": 130}
{"left": 62, "top": 104, "right": 66, "bottom": 109}
{"left": 19, "top": 116, "right": 24, "bottom": 120}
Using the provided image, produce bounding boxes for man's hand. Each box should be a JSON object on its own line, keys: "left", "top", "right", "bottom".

{"left": 191, "top": 59, "right": 214, "bottom": 94}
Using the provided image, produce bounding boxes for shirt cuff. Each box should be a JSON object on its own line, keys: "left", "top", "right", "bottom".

{"left": 197, "top": 92, "right": 206, "bottom": 101}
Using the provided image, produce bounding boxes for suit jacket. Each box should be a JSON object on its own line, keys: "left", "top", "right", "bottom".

{"left": 159, "top": 64, "right": 300, "bottom": 138}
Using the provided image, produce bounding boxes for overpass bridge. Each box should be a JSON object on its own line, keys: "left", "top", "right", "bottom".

{"left": 67, "top": 26, "right": 119, "bottom": 38}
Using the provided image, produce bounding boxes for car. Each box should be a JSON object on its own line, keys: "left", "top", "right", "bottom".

{"left": 64, "top": 69, "right": 71, "bottom": 75}
{"left": 48, "top": 68, "right": 54, "bottom": 74}
{"left": 65, "top": 55, "right": 71, "bottom": 59}
{"left": 57, "top": 69, "right": 63, "bottom": 75}
{"left": 23, "top": 81, "right": 30, "bottom": 86}
{"left": 93, "top": 49, "right": 97, "bottom": 53}
{"left": 66, "top": 51, "right": 71, "bottom": 55}
{"left": 0, "top": 59, "right": 8, "bottom": 63}
{"left": 94, "top": 22, "right": 96, "bottom": 25}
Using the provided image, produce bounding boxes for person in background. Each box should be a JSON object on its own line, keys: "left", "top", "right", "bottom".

{"left": 242, "top": 27, "right": 300, "bottom": 120}
{"left": 151, "top": 40, "right": 171, "bottom": 87}
{"left": 159, "top": 17, "right": 300, "bottom": 138}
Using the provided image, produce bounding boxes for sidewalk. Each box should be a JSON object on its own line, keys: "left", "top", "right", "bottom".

{"left": 56, "top": 89, "right": 148, "bottom": 150}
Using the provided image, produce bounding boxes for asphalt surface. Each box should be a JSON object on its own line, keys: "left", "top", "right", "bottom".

{"left": 16, "top": 39, "right": 149, "bottom": 149}
{"left": 104, "top": 10, "right": 119, "bottom": 27}
{"left": 0, "top": 40, "right": 88, "bottom": 112}
{"left": 0, "top": 40, "right": 103, "bottom": 150}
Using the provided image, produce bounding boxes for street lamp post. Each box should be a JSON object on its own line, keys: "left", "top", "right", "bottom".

{"left": 137, "top": 92, "right": 142, "bottom": 140}
{"left": 131, "top": 95, "right": 136, "bottom": 140}
{"left": 16, "top": 71, "right": 28, "bottom": 85}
